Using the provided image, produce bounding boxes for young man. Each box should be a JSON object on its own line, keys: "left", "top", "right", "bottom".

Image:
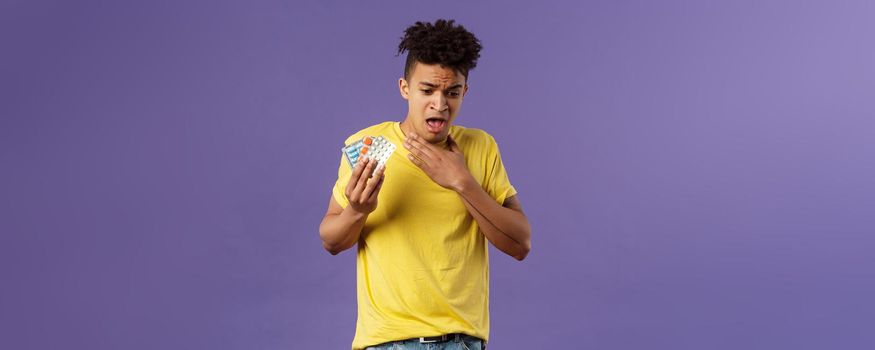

{"left": 319, "top": 19, "right": 531, "bottom": 350}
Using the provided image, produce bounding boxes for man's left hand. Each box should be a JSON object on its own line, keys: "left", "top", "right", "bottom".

{"left": 404, "top": 133, "right": 474, "bottom": 192}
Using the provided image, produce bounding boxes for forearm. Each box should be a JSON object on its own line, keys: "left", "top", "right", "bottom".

{"left": 318, "top": 207, "right": 368, "bottom": 255}
{"left": 456, "top": 178, "right": 531, "bottom": 260}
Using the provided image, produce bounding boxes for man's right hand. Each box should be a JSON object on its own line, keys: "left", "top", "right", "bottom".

{"left": 319, "top": 156, "right": 386, "bottom": 255}
{"left": 344, "top": 157, "right": 386, "bottom": 215}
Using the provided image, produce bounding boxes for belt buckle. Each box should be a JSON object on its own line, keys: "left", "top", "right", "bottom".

{"left": 419, "top": 335, "right": 445, "bottom": 343}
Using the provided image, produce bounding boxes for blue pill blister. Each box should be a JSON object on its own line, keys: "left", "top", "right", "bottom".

{"left": 342, "top": 135, "right": 396, "bottom": 168}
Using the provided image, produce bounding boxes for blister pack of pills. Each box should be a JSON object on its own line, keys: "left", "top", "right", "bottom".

{"left": 342, "top": 135, "right": 396, "bottom": 169}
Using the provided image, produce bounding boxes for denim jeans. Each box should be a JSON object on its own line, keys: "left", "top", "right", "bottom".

{"left": 364, "top": 334, "right": 485, "bottom": 350}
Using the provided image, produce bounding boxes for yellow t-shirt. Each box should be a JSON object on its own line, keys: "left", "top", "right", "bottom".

{"left": 332, "top": 121, "right": 517, "bottom": 350}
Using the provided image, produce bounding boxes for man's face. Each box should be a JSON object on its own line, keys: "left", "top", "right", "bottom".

{"left": 399, "top": 62, "right": 468, "bottom": 144}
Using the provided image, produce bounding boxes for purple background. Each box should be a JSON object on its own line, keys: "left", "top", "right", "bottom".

{"left": 2, "top": 0, "right": 874, "bottom": 349}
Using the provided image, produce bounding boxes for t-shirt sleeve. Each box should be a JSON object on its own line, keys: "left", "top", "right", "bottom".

{"left": 332, "top": 154, "right": 352, "bottom": 208}
{"left": 484, "top": 135, "right": 517, "bottom": 205}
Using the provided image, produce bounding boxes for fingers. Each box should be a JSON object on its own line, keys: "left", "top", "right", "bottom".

{"left": 368, "top": 177, "right": 384, "bottom": 202}
{"left": 361, "top": 163, "right": 386, "bottom": 200}
{"left": 404, "top": 134, "right": 437, "bottom": 162}
{"left": 407, "top": 153, "right": 424, "bottom": 168}
{"left": 348, "top": 157, "right": 378, "bottom": 201}
{"left": 366, "top": 167, "right": 385, "bottom": 201}
{"left": 345, "top": 156, "right": 369, "bottom": 196}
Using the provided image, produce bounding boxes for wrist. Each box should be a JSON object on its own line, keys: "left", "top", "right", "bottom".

{"left": 344, "top": 206, "right": 370, "bottom": 221}
{"left": 452, "top": 175, "right": 479, "bottom": 194}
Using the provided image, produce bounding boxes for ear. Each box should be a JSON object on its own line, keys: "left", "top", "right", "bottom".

{"left": 462, "top": 83, "right": 469, "bottom": 97}
{"left": 399, "top": 78, "right": 409, "bottom": 100}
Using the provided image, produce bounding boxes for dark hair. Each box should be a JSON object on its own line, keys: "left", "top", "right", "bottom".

{"left": 397, "top": 19, "right": 482, "bottom": 81}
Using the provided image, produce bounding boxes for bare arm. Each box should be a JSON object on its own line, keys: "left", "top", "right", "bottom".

{"left": 458, "top": 189, "right": 531, "bottom": 260}
{"left": 318, "top": 157, "right": 385, "bottom": 255}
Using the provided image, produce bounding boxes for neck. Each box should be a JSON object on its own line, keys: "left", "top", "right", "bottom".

{"left": 399, "top": 118, "right": 413, "bottom": 137}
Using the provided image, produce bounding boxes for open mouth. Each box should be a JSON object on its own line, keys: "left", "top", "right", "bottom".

{"left": 425, "top": 118, "right": 447, "bottom": 134}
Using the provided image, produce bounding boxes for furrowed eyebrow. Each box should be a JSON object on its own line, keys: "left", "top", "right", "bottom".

{"left": 418, "top": 82, "right": 463, "bottom": 90}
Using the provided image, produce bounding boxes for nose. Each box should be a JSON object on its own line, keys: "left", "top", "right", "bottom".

{"left": 430, "top": 93, "right": 448, "bottom": 112}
